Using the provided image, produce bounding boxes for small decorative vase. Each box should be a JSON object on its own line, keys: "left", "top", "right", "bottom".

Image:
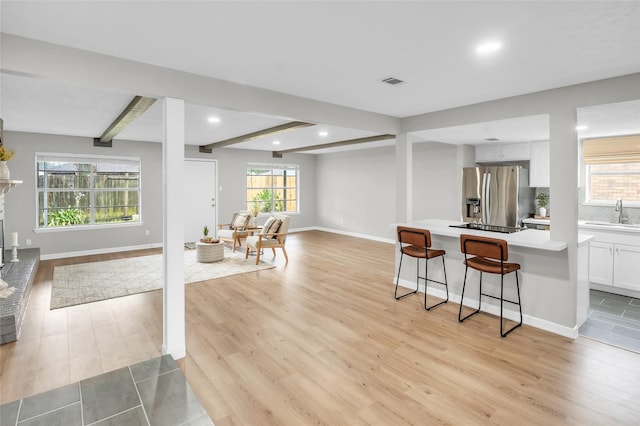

{"left": 0, "top": 161, "right": 9, "bottom": 180}
{"left": 539, "top": 207, "right": 547, "bottom": 217}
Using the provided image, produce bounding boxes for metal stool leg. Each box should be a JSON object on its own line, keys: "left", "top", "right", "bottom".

{"left": 394, "top": 253, "right": 418, "bottom": 300}
{"left": 459, "top": 267, "right": 482, "bottom": 322}
{"left": 424, "top": 255, "right": 448, "bottom": 311}
{"left": 500, "top": 271, "right": 523, "bottom": 337}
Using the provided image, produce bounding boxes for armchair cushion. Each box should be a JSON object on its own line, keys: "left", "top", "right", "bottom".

{"left": 232, "top": 213, "right": 250, "bottom": 229}
{"left": 261, "top": 217, "right": 282, "bottom": 238}
{"left": 245, "top": 214, "right": 290, "bottom": 265}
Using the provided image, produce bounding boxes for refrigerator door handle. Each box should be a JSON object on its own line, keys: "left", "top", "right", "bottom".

{"left": 482, "top": 172, "right": 491, "bottom": 224}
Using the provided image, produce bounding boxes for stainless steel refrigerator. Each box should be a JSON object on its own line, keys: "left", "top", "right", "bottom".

{"left": 461, "top": 166, "right": 534, "bottom": 227}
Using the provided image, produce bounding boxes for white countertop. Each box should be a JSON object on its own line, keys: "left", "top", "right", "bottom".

{"left": 402, "top": 219, "right": 569, "bottom": 251}
{"left": 522, "top": 218, "right": 551, "bottom": 225}
{"left": 578, "top": 220, "right": 640, "bottom": 234}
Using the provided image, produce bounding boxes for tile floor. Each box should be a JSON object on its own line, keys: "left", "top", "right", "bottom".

{"left": 0, "top": 355, "right": 214, "bottom": 426}
{"left": 579, "top": 289, "right": 640, "bottom": 353}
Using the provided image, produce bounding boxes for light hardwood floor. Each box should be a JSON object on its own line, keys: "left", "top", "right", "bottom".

{"left": 1, "top": 231, "right": 639, "bottom": 425}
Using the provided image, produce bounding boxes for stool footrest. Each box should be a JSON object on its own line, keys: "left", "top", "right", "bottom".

{"left": 394, "top": 289, "right": 418, "bottom": 300}
{"left": 480, "top": 292, "right": 521, "bottom": 306}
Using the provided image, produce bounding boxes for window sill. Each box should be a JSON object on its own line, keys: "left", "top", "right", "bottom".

{"left": 33, "top": 221, "right": 144, "bottom": 233}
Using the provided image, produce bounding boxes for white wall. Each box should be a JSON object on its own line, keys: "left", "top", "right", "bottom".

{"left": 185, "top": 146, "right": 316, "bottom": 229}
{"left": 412, "top": 142, "right": 460, "bottom": 221}
{"left": 316, "top": 146, "right": 396, "bottom": 240}
{"left": 4, "top": 131, "right": 163, "bottom": 256}
{"left": 4, "top": 132, "right": 317, "bottom": 257}
{"left": 184, "top": 145, "right": 318, "bottom": 230}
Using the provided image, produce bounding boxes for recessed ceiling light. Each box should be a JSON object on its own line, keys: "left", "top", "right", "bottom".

{"left": 576, "top": 125, "right": 588, "bottom": 131}
{"left": 318, "top": 131, "right": 329, "bottom": 137}
{"left": 207, "top": 116, "right": 220, "bottom": 123}
{"left": 476, "top": 41, "right": 502, "bottom": 54}
{"left": 272, "top": 140, "right": 281, "bottom": 145}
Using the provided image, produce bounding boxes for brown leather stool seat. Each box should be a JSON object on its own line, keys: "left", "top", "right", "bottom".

{"left": 458, "top": 234, "right": 523, "bottom": 337}
{"left": 394, "top": 226, "right": 449, "bottom": 310}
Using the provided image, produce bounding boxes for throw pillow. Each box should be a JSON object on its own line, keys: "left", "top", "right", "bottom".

{"left": 261, "top": 217, "right": 276, "bottom": 234}
{"left": 228, "top": 213, "right": 238, "bottom": 230}
{"left": 232, "top": 213, "right": 250, "bottom": 228}
{"left": 264, "top": 218, "right": 282, "bottom": 238}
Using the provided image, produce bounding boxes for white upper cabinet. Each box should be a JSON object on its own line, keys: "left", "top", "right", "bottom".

{"left": 529, "top": 140, "right": 550, "bottom": 187}
{"left": 475, "top": 142, "right": 530, "bottom": 163}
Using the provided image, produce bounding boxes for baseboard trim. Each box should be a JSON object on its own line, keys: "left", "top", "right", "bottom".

{"left": 40, "top": 227, "right": 388, "bottom": 260}
{"left": 40, "top": 243, "right": 163, "bottom": 260}
{"left": 396, "top": 278, "right": 577, "bottom": 339}
{"left": 312, "top": 227, "right": 395, "bottom": 244}
{"left": 590, "top": 282, "right": 640, "bottom": 299}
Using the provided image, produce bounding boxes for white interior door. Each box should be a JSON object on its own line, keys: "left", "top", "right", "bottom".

{"left": 184, "top": 159, "right": 217, "bottom": 243}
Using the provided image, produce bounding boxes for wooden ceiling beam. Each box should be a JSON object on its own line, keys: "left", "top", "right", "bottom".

{"left": 199, "top": 121, "right": 315, "bottom": 153}
{"left": 94, "top": 96, "right": 156, "bottom": 147}
{"left": 272, "top": 134, "right": 395, "bottom": 158}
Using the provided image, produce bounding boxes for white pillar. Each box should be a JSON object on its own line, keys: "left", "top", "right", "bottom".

{"left": 162, "top": 97, "right": 186, "bottom": 359}
{"left": 549, "top": 107, "right": 579, "bottom": 328}
{"left": 395, "top": 133, "right": 412, "bottom": 223}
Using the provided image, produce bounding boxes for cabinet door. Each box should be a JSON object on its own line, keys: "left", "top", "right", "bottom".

{"left": 589, "top": 241, "right": 613, "bottom": 286}
{"left": 529, "top": 141, "right": 550, "bottom": 187}
{"left": 613, "top": 244, "right": 640, "bottom": 291}
{"left": 500, "top": 142, "right": 531, "bottom": 161}
{"left": 475, "top": 145, "right": 502, "bottom": 162}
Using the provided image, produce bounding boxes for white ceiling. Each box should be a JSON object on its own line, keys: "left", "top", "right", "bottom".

{"left": 411, "top": 99, "right": 640, "bottom": 145}
{"left": 1, "top": 1, "right": 639, "bottom": 153}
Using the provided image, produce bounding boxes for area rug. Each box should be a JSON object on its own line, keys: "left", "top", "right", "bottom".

{"left": 50, "top": 249, "right": 274, "bottom": 309}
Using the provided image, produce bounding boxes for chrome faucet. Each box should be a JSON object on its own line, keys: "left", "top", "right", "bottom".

{"left": 615, "top": 199, "right": 627, "bottom": 223}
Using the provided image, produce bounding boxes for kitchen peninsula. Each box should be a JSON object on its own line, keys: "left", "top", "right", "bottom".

{"left": 394, "top": 219, "right": 593, "bottom": 338}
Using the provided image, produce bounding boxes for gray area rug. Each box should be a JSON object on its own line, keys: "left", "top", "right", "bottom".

{"left": 51, "top": 249, "right": 274, "bottom": 309}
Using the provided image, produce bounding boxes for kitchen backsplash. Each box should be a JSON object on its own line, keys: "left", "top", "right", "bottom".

{"left": 578, "top": 186, "right": 640, "bottom": 223}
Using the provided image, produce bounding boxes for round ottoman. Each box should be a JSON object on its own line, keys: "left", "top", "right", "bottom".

{"left": 196, "top": 241, "right": 225, "bottom": 263}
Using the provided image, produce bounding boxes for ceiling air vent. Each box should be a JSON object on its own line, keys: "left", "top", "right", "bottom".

{"left": 381, "top": 77, "right": 404, "bottom": 85}
{"left": 485, "top": 138, "right": 500, "bottom": 142}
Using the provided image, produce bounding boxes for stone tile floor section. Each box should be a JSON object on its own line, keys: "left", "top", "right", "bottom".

{"left": 579, "top": 289, "right": 640, "bottom": 353}
{"left": 0, "top": 355, "right": 214, "bottom": 426}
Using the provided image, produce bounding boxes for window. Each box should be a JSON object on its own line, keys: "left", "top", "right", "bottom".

{"left": 246, "top": 164, "right": 299, "bottom": 214}
{"left": 37, "top": 153, "right": 141, "bottom": 229}
{"left": 586, "top": 163, "right": 640, "bottom": 203}
{"left": 583, "top": 135, "right": 640, "bottom": 204}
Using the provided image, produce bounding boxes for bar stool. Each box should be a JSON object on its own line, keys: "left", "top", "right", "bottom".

{"left": 458, "top": 234, "right": 522, "bottom": 337}
{"left": 394, "top": 226, "right": 449, "bottom": 310}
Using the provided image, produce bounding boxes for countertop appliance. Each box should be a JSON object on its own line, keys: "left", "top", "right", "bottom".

{"left": 449, "top": 222, "right": 523, "bottom": 234}
{"left": 461, "top": 165, "right": 534, "bottom": 228}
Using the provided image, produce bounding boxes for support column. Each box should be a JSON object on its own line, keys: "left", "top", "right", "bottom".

{"left": 549, "top": 107, "right": 579, "bottom": 329}
{"left": 395, "top": 133, "right": 412, "bottom": 223}
{"left": 162, "top": 97, "right": 186, "bottom": 359}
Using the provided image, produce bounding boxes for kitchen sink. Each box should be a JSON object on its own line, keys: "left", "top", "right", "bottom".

{"left": 584, "top": 221, "right": 640, "bottom": 228}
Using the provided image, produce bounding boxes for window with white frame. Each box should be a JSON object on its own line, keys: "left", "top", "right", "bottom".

{"left": 583, "top": 135, "right": 640, "bottom": 204}
{"left": 246, "top": 164, "right": 299, "bottom": 214}
{"left": 36, "top": 153, "right": 141, "bottom": 228}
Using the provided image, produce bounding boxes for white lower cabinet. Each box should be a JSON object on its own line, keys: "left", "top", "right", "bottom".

{"left": 588, "top": 241, "right": 614, "bottom": 286}
{"left": 588, "top": 235, "right": 640, "bottom": 292}
{"left": 614, "top": 244, "right": 640, "bottom": 292}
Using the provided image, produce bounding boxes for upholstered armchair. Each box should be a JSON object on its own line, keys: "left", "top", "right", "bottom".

{"left": 245, "top": 214, "right": 290, "bottom": 265}
{"left": 217, "top": 210, "right": 253, "bottom": 252}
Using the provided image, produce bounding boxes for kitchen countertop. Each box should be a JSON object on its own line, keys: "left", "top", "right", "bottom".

{"left": 402, "top": 219, "right": 573, "bottom": 251}
{"left": 578, "top": 220, "right": 640, "bottom": 233}
{"left": 523, "top": 217, "right": 551, "bottom": 225}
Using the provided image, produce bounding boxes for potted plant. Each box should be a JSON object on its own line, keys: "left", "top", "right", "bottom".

{"left": 0, "top": 145, "right": 15, "bottom": 180}
{"left": 536, "top": 192, "right": 549, "bottom": 217}
{"left": 200, "top": 225, "right": 219, "bottom": 243}
{"left": 250, "top": 201, "right": 260, "bottom": 217}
